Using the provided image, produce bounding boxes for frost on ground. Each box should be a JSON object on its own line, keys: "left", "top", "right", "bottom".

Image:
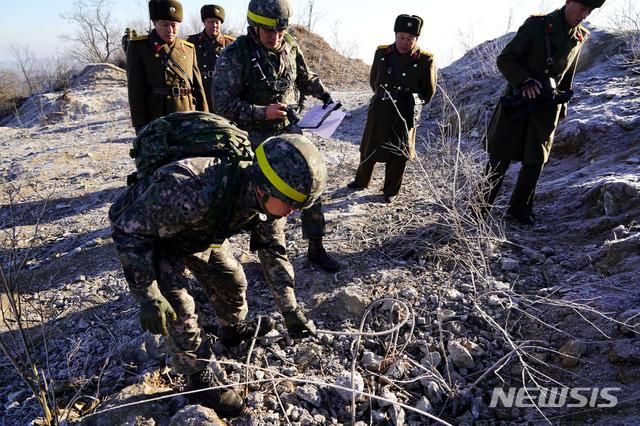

{"left": 0, "top": 29, "right": 639, "bottom": 426}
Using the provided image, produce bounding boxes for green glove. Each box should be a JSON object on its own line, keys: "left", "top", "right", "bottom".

{"left": 140, "top": 297, "right": 177, "bottom": 336}
{"left": 283, "top": 307, "right": 317, "bottom": 339}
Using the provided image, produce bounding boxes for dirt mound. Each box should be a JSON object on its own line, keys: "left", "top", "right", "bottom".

{"left": 288, "top": 25, "right": 369, "bottom": 90}
{"left": 69, "top": 63, "right": 126, "bottom": 89}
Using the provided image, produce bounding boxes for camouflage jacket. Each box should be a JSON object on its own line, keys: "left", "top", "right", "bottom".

{"left": 109, "top": 158, "right": 294, "bottom": 306}
{"left": 212, "top": 29, "right": 329, "bottom": 132}
{"left": 126, "top": 30, "right": 208, "bottom": 129}
{"left": 186, "top": 31, "right": 236, "bottom": 112}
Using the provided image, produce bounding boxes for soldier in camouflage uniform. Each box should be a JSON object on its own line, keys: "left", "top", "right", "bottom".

{"left": 187, "top": 5, "right": 235, "bottom": 112}
{"left": 109, "top": 120, "right": 324, "bottom": 415}
{"left": 126, "top": 0, "right": 208, "bottom": 134}
{"left": 212, "top": 0, "right": 341, "bottom": 273}
{"left": 348, "top": 15, "right": 436, "bottom": 204}
{"left": 484, "top": 0, "right": 604, "bottom": 225}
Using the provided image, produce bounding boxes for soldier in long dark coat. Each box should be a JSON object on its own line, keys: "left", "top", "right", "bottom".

{"left": 348, "top": 14, "right": 437, "bottom": 203}
{"left": 484, "top": 0, "right": 605, "bottom": 225}
{"left": 126, "top": 0, "right": 208, "bottom": 134}
{"left": 186, "top": 4, "right": 235, "bottom": 112}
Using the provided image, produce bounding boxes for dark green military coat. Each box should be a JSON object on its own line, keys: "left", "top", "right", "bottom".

{"left": 486, "top": 7, "right": 589, "bottom": 165}
{"left": 126, "top": 30, "right": 208, "bottom": 128}
{"left": 360, "top": 44, "right": 436, "bottom": 162}
{"left": 186, "top": 31, "right": 235, "bottom": 112}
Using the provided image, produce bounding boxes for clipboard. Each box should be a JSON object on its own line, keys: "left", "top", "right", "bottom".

{"left": 297, "top": 103, "right": 342, "bottom": 129}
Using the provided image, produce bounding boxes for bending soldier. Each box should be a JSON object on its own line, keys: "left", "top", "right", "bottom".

{"left": 187, "top": 4, "right": 235, "bottom": 112}
{"left": 347, "top": 14, "right": 437, "bottom": 203}
{"left": 109, "top": 115, "right": 324, "bottom": 416}
{"left": 126, "top": 0, "right": 208, "bottom": 135}
{"left": 212, "top": 0, "right": 341, "bottom": 272}
{"left": 484, "top": 0, "right": 605, "bottom": 225}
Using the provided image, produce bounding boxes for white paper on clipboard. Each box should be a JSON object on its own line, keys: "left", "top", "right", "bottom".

{"left": 297, "top": 103, "right": 346, "bottom": 138}
{"left": 305, "top": 109, "right": 346, "bottom": 138}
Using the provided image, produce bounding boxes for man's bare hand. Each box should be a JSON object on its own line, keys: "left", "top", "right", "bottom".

{"left": 266, "top": 103, "right": 287, "bottom": 120}
{"left": 521, "top": 78, "right": 543, "bottom": 99}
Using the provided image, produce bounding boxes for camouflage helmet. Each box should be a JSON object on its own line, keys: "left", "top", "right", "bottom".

{"left": 247, "top": 0, "right": 292, "bottom": 31}
{"left": 254, "top": 134, "right": 326, "bottom": 210}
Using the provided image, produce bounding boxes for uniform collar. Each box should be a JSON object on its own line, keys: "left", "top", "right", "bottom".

{"left": 150, "top": 29, "right": 176, "bottom": 51}
{"left": 201, "top": 29, "right": 224, "bottom": 45}
{"left": 549, "top": 7, "right": 584, "bottom": 42}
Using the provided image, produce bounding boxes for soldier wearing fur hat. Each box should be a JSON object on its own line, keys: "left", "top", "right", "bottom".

{"left": 187, "top": 5, "right": 236, "bottom": 112}
{"left": 348, "top": 14, "right": 437, "bottom": 203}
{"left": 484, "top": 0, "right": 605, "bottom": 225}
{"left": 126, "top": 0, "right": 208, "bottom": 134}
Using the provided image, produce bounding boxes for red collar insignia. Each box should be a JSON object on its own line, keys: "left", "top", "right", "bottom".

{"left": 153, "top": 42, "right": 163, "bottom": 53}
{"left": 577, "top": 33, "right": 584, "bottom": 42}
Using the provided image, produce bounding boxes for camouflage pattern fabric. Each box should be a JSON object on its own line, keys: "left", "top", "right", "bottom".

{"left": 247, "top": 0, "right": 292, "bottom": 31}
{"left": 109, "top": 156, "right": 298, "bottom": 373}
{"left": 248, "top": 128, "right": 325, "bottom": 239}
{"left": 212, "top": 31, "right": 329, "bottom": 133}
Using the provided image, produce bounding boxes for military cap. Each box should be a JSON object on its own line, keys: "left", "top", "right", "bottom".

{"left": 201, "top": 4, "right": 225, "bottom": 22}
{"left": 149, "top": 0, "right": 183, "bottom": 22}
{"left": 573, "top": 0, "right": 605, "bottom": 8}
{"left": 394, "top": 14, "right": 423, "bottom": 36}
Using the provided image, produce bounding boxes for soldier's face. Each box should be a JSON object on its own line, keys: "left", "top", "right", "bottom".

{"left": 154, "top": 20, "right": 180, "bottom": 44}
{"left": 564, "top": 1, "right": 592, "bottom": 27}
{"left": 257, "top": 27, "right": 286, "bottom": 51}
{"left": 204, "top": 17, "right": 222, "bottom": 38}
{"left": 395, "top": 32, "right": 418, "bottom": 54}
{"left": 257, "top": 187, "right": 295, "bottom": 217}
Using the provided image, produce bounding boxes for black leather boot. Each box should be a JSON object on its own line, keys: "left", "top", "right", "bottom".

{"left": 307, "top": 238, "right": 341, "bottom": 272}
{"left": 218, "top": 317, "right": 276, "bottom": 347}
{"left": 188, "top": 367, "right": 246, "bottom": 418}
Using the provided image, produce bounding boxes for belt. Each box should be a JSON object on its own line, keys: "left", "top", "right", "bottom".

{"left": 375, "top": 87, "right": 412, "bottom": 100}
{"left": 206, "top": 70, "right": 215, "bottom": 78}
{"left": 150, "top": 86, "right": 192, "bottom": 96}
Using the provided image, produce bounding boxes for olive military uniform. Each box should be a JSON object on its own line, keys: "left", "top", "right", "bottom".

{"left": 126, "top": 30, "right": 208, "bottom": 132}
{"left": 353, "top": 43, "right": 436, "bottom": 197}
{"left": 186, "top": 31, "right": 235, "bottom": 112}
{"left": 484, "top": 7, "right": 590, "bottom": 218}
{"left": 212, "top": 31, "right": 331, "bottom": 246}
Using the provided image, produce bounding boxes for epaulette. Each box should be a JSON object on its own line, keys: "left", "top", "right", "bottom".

{"left": 182, "top": 40, "right": 195, "bottom": 48}
{"left": 420, "top": 49, "right": 433, "bottom": 57}
{"left": 377, "top": 44, "right": 389, "bottom": 50}
{"left": 223, "top": 34, "right": 236, "bottom": 42}
{"left": 130, "top": 35, "right": 148, "bottom": 41}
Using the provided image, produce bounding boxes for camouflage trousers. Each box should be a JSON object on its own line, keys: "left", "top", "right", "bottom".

{"left": 152, "top": 241, "right": 250, "bottom": 374}
{"left": 248, "top": 126, "right": 325, "bottom": 239}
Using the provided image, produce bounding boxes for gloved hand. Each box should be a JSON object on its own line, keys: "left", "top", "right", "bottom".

{"left": 319, "top": 92, "right": 334, "bottom": 109}
{"left": 140, "top": 296, "right": 177, "bottom": 336}
{"left": 283, "top": 307, "right": 317, "bottom": 339}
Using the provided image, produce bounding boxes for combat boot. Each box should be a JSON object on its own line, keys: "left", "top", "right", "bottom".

{"left": 218, "top": 317, "right": 276, "bottom": 347}
{"left": 307, "top": 238, "right": 341, "bottom": 273}
{"left": 188, "top": 367, "right": 246, "bottom": 417}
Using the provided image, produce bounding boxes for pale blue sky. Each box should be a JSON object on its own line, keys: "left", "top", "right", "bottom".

{"left": 0, "top": 0, "right": 637, "bottom": 67}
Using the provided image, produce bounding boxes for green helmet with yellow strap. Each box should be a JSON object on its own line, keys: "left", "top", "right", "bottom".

{"left": 247, "top": 0, "right": 292, "bottom": 31}
{"left": 254, "top": 134, "right": 326, "bottom": 210}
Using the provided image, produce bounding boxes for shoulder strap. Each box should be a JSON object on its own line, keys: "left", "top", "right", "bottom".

{"left": 160, "top": 45, "right": 194, "bottom": 87}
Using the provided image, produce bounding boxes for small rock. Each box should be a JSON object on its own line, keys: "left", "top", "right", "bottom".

{"left": 335, "top": 370, "right": 365, "bottom": 401}
{"left": 415, "top": 396, "right": 433, "bottom": 414}
{"left": 559, "top": 340, "right": 587, "bottom": 368}
{"left": 247, "top": 391, "right": 264, "bottom": 408}
{"left": 283, "top": 366, "right": 298, "bottom": 376}
{"left": 462, "top": 339, "right": 485, "bottom": 357}
{"left": 445, "top": 288, "right": 463, "bottom": 301}
{"left": 296, "top": 384, "right": 322, "bottom": 407}
{"left": 389, "top": 405, "right": 406, "bottom": 426}
{"left": 378, "top": 386, "right": 397, "bottom": 407}
{"left": 401, "top": 287, "right": 418, "bottom": 299}
{"left": 335, "top": 288, "right": 371, "bottom": 315}
{"left": 541, "top": 246, "right": 555, "bottom": 256}
{"left": 500, "top": 258, "right": 519, "bottom": 272}
{"left": 420, "top": 351, "right": 442, "bottom": 369}
{"left": 385, "top": 359, "right": 406, "bottom": 379}
{"left": 169, "top": 405, "right": 224, "bottom": 426}
{"left": 448, "top": 340, "right": 475, "bottom": 369}
{"left": 361, "top": 351, "right": 383, "bottom": 371}
{"left": 609, "top": 340, "right": 640, "bottom": 365}
{"left": 423, "top": 380, "right": 445, "bottom": 405}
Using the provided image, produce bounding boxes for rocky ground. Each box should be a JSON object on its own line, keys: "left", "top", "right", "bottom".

{"left": 1, "top": 28, "right": 639, "bottom": 426}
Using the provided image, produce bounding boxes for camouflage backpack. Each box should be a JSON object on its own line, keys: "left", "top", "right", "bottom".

{"left": 128, "top": 111, "right": 253, "bottom": 185}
